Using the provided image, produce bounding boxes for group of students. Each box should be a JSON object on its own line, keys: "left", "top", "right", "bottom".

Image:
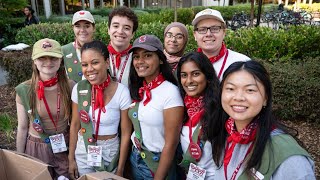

{"left": 15, "top": 6, "right": 316, "bottom": 180}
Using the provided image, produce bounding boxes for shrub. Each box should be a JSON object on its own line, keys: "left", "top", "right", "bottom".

{"left": 258, "top": 57, "right": 320, "bottom": 123}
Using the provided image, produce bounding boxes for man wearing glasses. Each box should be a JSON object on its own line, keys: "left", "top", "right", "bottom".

{"left": 192, "top": 9, "right": 250, "bottom": 80}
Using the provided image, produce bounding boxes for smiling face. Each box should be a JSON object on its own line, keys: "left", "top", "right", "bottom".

{"left": 164, "top": 27, "right": 185, "bottom": 55}
{"left": 180, "top": 60, "right": 207, "bottom": 97}
{"left": 73, "top": 20, "right": 95, "bottom": 46}
{"left": 34, "top": 56, "right": 61, "bottom": 80}
{"left": 81, "top": 49, "right": 109, "bottom": 85}
{"left": 108, "top": 15, "right": 134, "bottom": 52}
{"left": 222, "top": 70, "right": 267, "bottom": 131}
{"left": 132, "top": 48, "right": 161, "bottom": 83}
{"left": 193, "top": 18, "right": 226, "bottom": 57}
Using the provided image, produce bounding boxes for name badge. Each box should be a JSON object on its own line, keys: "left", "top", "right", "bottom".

{"left": 49, "top": 133, "right": 67, "bottom": 153}
{"left": 187, "top": 163, "right": 206, "bottom": 180}
{"left": 87, "top": 145, "right": 102, "bottom": 167}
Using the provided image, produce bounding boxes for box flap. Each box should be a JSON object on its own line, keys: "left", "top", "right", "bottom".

{"left": 1, "top": 149, "right": 52, "bottom": 180}
{"left": 78, "top": 171, "right": 128, "bottom": 180}
{"left": 0, "top": 150, "right": 7, "bottom": 179}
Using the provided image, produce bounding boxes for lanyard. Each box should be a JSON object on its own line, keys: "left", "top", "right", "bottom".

{"left": 91, "top": 86, "right": 102, "bottom": 140}
{"left": 42, "top": 85, "right": 60, "bottom": 132}
{"left": 224, "top": 142, "right": 254, "bottom": 180}
{"left": 110, "top": 54, "right": 130, "bottom": 83}
{"left": 217, "top": 50, "right": 229, "bottom": 79}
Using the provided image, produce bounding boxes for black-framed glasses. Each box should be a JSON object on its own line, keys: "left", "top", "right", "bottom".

{"left": 165, "top": 32, "right": 184, "bottom": 40}
{"left": 195, "top": 26, "right": 223, "bottom": 34}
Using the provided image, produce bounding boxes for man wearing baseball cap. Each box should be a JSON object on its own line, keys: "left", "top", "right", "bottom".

{"left": 62, "top": 10, "right": 95, "bottom": 83}
{"left": 192, "top": 8, "right": 250, "bottom": 80}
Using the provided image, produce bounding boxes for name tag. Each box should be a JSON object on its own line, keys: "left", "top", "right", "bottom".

{"left": 49, "top": 133, "right": 67, "bottom": 153}
{"left": 87, "top": 145, "right": 102, "bottom": 167}
{"left": 187, "top": 163, "right": 206, "bottom": 180}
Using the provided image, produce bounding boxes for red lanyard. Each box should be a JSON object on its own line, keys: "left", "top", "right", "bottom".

{"left": 217, "top": 50, "right": 229, "bottom": 79}
{"left": 91, "top": 86, "right": 103, "bottom": 140}
{"left": 42, "top": 85, "right": 60, "bottom": 132}
{"left": 224, "top": 142, "right": 254, "bottom": 180}
{"left": 111, "top": 54, "right": 130, "bottom": 83}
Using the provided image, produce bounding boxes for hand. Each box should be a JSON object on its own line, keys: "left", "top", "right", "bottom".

{"left": 115, "top": 168, "right": 123, "bottom": 177}
{"left": 68, "top": 158, "right": 79, "bottom": 180}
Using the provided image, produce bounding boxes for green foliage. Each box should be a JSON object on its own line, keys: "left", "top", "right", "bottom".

{"left": 258, "top": 57, "right": 320, "bottom": 123}
{"left": 225, "top": 26, "right": 320, "bottom": 61}
{"left": 0, "top": 113, "right": 15, "bottom": 142}
{"left": 0, "top": 0, "right": 27, "bottom": 17}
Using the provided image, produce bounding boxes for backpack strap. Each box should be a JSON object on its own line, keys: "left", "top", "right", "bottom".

{"left": 77, "top": 80, "right": 119, "bottom": 172}
{"left": 62, "top": 43, "right": 82, "bottom": 83}
{"left": 15, "top": 83, "right": 52, "bottom": 146}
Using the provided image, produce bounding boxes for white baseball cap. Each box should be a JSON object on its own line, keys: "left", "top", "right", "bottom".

{"left": 72, "top": 10, "right": 95, "bottom": 25}
{"left": 192, "top": 9, "right": 225, "bottom": 26}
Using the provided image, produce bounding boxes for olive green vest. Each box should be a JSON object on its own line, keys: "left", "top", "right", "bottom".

{"left": 77, "top": 80, "right": 119, "bottom": 172}
{"left": 62, "top": 43, "right": 82, "bottom": 83}
{"left": 238, "top": 134, "right": 311, "bottom": 180}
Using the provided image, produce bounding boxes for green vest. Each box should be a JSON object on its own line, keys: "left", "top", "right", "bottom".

{"left": 128, "top": 102, "right": 176, "bottom": 179}
{"left": 15, "top": 83, "right": 53, "bottom": 147}
{"left": 77, "top": 80, "right": 119, "bottom": 172}
{"left": 62, "top": 43, "right": 83, "bottom": 83}
{"left": 238, "top": 134, "right": 311, "bottom": 180}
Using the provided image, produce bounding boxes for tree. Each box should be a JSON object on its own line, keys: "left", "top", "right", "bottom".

{"left": 0, "top": 0, "right": 28, "bottom": 17}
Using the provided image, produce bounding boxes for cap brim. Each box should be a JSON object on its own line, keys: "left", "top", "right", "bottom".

{"left": 32, "top": 52, "right": 63, "bottom": 60}
{"left": 192, "top": 15, "right": 225, "bottom": 26}
{"left": 72, "top": 18, "right": 95, "bottom": 25}
{"left": 129, "top": 44, "right": 158, "bottom": 53}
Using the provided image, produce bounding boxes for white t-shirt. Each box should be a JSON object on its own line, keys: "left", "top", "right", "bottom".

{"left": 213, "top": 49, "right": 250, "bottom": 80}
{"left": 180, "top": 125, "right": 217, "bottom": 179}
{"left": 72, "top": 82, "right": 131, "bottom": 135}
{"left": 130, "top": 81, "right": 183, "bottom": 152}
{"left": 109, "top": 53, "right": 132, "bottom": 88}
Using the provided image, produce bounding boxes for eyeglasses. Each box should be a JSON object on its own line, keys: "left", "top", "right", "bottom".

{"left": 165, "top": 32, "right": 184, "bottom": 40}
{"left": 195, "top": 26, "right": 223, "bottom": 34}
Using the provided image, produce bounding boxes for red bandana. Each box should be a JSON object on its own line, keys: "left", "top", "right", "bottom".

{"left": 37, "top": 74, "right": 58, "bottom": 100}
{"left": 107, "top": 44, "right": 132, "bottom": 69}
{"left": 197, "top": 42, "right": 227, "bottom": 63}
{"left": 139, "top": 73, "right": 165, "bottom": 106}
{"left": 223, "top": 118, "right": 257, "bottom": 179}
{"left": 184, "top": 95, "right": 204, "bottom": 127}
{"left": 92, "top": 75, "right": 111, "bottom": 112}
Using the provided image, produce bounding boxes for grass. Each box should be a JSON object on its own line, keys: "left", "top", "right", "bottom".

{"left": 0, "top": 113, "right": 15, "bottom": 142}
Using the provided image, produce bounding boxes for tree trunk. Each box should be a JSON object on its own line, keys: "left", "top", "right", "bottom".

{"left": 89, "top": 0, "right": 94, "bottom": 10}
{"left": 43, "top": 0, "right": 52, "bottom": 19}
{"left": 249, "top": 0, "right": 254, "bottom": 27}
{"left": 59, "top": 0, "right": 65, "bottom": 16}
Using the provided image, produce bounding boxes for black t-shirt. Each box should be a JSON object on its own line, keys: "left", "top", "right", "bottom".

{"left": 25, "top": 15, "right": 39, "bottom": 26}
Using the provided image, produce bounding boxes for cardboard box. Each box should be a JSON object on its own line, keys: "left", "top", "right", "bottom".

{"left": 78, "top": 171, "right": 128, "bottom": 180}
{"left": 0, "top": 149, "right": 52, "bottom": 180}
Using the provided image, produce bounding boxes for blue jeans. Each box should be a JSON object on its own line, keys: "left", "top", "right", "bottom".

{"left": 130, "top": 146, "right": 155, "bottom": 180}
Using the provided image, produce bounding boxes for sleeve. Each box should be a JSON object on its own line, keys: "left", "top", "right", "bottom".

{"left": 71, "top": 83, "right": 78, "bottom": 104}
{"left": 271, "top": 155, "right": 316, "bottom": 180}
{"left": 16, "top": 93, "right": 23, "bottom": 105}
{"left": 163, "top": 83, "right": 184, "bottom": 109}
{"left": 119, "top": 84, "right": 131, "bottom": 110}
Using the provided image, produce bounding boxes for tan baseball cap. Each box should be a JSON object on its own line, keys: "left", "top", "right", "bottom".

{"left": 72, "top": 10, "right": 95, "bottom": 25}
{"left": 32, "top": 38, "right": 63, "bottom": 60}
{"left": 192, "top": 9, "right": 225, "bottom": 26}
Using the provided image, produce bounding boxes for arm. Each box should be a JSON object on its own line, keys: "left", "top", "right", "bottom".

{"left": 154, "top": 106, "right": 184, "bottom": 180}
{"left": 115, "top": 109, "right": 132, "bottom": 177}
{"left": 16, "top": 96, "right": 29, "bottom": 153}
{"left": 68, "top": 102, "right": 81, "bottom": 179}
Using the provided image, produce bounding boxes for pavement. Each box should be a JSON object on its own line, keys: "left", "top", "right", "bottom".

{"left": 0, "top": 66, "right": 8, "bottom": 85}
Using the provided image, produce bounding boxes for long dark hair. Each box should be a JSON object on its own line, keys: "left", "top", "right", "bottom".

{"left": 129, "top": 49, "right": 177, "bottom": 101}
{"left": 176, "top": 52, "right": 221, "bottom": 141}
{"left": 213, "top": 60, "right": 297, "bottom": 172}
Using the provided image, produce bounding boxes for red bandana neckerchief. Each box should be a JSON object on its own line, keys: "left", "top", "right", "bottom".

{"left": 223, "top": 118, "right": 258, "bottom": 180}
{"left": 139, "top": 73, "right": 165, "bottom": 106}
{"left": 107, "top": 44, "right": 132, "bottom": 70}
{"left": 184, "top": 95, "right": 204, "bottom": 127}
{"left": 197, "top": 42, "right": 227, "bottom": 64}
{"left": 37, "top": 74, "right": 58, "bottom": 100}
{"left": 92, "top": 75, "right": 111, "bottom": 113}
